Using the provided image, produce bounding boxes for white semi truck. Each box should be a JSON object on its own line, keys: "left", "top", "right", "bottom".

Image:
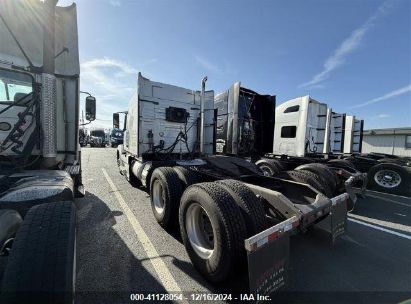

{"left": 269, "top": 96, "right": 410, "bottom": 196}
{"left": 273, "top": 96, "right": 363, "bottom": 157}
{"left": 116, "top": 73, "right": 352, "bottom": 296}
{"left": 0, "top": 1, "right": 96, "bottom": 302}
{"left": 274, "top": 96, "right": 328, "bottom": 157}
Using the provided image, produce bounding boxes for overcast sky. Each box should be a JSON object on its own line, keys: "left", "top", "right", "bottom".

{"left": 59, "top": 0, "right": 411, "bottom": 130}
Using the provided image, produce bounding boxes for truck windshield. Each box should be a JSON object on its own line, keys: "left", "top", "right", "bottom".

{"left": 0, "top": 69, "right": 33, "bottom": 105}
{"left": 91, "top": 130, "right": 105, "bottom": 137}
{"left": 111, "top": 129, "right": 123, "bottom": 137}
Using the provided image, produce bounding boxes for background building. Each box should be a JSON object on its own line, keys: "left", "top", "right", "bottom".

{"left": 362, "top": 128, "right": 411, "bottom": 157}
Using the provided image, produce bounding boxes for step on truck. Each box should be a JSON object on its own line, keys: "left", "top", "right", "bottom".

{"left": 214, "top": 83, "right": 366, "bottom": 209}
{"left": 116, "top": 73, "right": 351, "bottom": 296}
{"left": 0, "top": 0, "right": 96, "bottom": 302}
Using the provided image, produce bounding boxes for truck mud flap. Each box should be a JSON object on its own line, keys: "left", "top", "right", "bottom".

{"left": 315, "top": 193, "right": 348, "bottom": 243}
{"left": 244, "top": 216, "right": 299, "bottom": 301}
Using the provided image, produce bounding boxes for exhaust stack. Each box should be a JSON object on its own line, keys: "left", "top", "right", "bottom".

{"left": 200, "top": 76, "right": 207, "bottom": 154}
{"left": 41, "top": 0, "right": 58, "bottom": 167}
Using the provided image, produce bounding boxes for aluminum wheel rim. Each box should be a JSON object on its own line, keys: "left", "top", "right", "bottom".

{"left": 152, "top": 179, "right": 165, "bottom": 215}
{"left": 374, "top": 169, "right": 401, "bottom": 188}
{"left": 185, "top": 203, "right": 215, "bottom": 259}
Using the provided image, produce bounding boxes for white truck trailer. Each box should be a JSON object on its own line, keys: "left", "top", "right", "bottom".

{"left": 0, "top": 1, "right": 96, "bottom": 302}
{"left": 116, "top": 73, "right": 351, "bottom": 296}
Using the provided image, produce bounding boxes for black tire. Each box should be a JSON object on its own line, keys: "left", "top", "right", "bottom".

{"left": 367, "top": 163, "right": 411, "bottom": 196}
{"left": 280, "top": 170, "right": 328, "bottom": 196}
{"left": 173, "top": 166, "right": 199, "bottom": 188}
{"left": 298, "top": 170, "right": 333, "bottom": 197}
{"left": 179, "top": 182, "right": 247, "bottom": 283}
{"left": 255, "top": 159, "right": 284, "bottom": 177}
{"left": 150, "top": 167, "right": 183, "bottom": 228}
{"left": 295, "top": 163, "right": 338, "bottom": 194}
{"left": 216, "top": 179, "right": 268, "bottom": 236}
{"left": 1, "top": 202, "right": 76, "bottom": 304}
{"left": 327, "top": 159, "right": 356, "bottom": 170}
{"left": 377, "top": 158, "right": 402, "bottom": 165}
{"left": 0, "top": 210, "right": 22, "bottom": 255}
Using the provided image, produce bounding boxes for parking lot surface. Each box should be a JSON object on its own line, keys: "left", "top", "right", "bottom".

{"left": 76, "top": 148, "right": 411, "bottom": 303}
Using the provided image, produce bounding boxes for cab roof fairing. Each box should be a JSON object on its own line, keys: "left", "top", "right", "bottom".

{"left": 0, "top": 0, "right": 79, "bottom": 76}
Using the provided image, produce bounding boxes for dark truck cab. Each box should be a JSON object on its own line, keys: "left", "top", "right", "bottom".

{"left": 110, "top": 128, "right": 123, "bottom": 147}
{"left": 89, "top": 129, "right": 107, "bottom": 147}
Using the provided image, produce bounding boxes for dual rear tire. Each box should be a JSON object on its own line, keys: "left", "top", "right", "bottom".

{"left": 255, "top": 159, "right": 285, "bottom": 177}
{"left": 179, "top": 181, "right": 267, "bottom": 283}
{"left": 149, "top": 167, "right": 267, "bottom": 283}
{"left": 279, "top": 170, "right": 331, "bottom": 197}
{"left": 294, "top": 163, "right": 338, "bottom": 197}
{"left": 149, "top": 166, "right": 200, "bottom": 228}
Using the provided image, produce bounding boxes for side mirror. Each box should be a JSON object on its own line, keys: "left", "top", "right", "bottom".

{"left": 85, "top": 96, "right": 96, "bottom": 121}
{"left": 113, "top": 113, "right": 120, "bottom": 129}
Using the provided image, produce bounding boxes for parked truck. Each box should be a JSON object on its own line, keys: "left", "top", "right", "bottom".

{"left": 79, "top": 127, "right": 87, "bottom": 147}
{"left": 0, "top": 0, "right": 96, "bottom": 302}
{"left": 214, "top": 84, "right": 366, "bottom": 208}
{"left": 274, "top": 96, "right": 411, "bottom": 196}
{"left": 110, "top": 128, "right": 123, "bottom": 147}
{"left": 116, "top": 73, "right": 353, "bottom": 296}
{"left": 89, "top": 128, "right": 107, "bottom": 147}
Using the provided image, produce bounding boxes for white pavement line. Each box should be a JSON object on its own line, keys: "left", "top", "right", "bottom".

{"left": 366, "top": 193, "right": 411, "bottom": 207}
{"left": 102, "top": 169, "right": 187, "bottom": 301}
{"left": 348, "top": 218, "right": 411, "bottom": 240}
{"left": 365, "top": 189, "right": 411, "bottom": 201}
{"left": 349, "top": 213, "right": 411, "bottom": 234}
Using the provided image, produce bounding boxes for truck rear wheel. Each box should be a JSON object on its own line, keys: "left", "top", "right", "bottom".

{"left": 280, "top": 170, "right": 328, "bottom": 197}
{"left": 173, "top": 166, "right": 199, "bottom": 188}
{"left": 150, "top": 167, "right": 183, "bottom": 228}
{"left": 298, "top": 170, "right": 333, "bottom": 197}
{"left": 255, "top": 159, "right": 284, "bottom": 177}
{"left": 179, "top": 182, "right": 247, "bottom": 283}
{"left": 367, "top": 163, "right": 411, "bottom": 196}
{"left": 1, "top": 202, "right": 76, "bottom": 304}
{"left": 327, "top": 159, "right": 356, "bottom": 171}
{"left": 295, "top": 163, "right": 338, "bottom": 194}
{"left": 216, "top": 179, "right": 268, "bottom": 236}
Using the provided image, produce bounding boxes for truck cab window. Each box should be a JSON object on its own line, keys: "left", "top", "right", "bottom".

{"left": 0, "top": 69, "right": 33, "bottom": 105}
{"left": 406, "top": 135, "right": 411, "bottom": 149}
{"left": 90, "top": 130, "right": 105, "bottom": 137}
{"left": 284, "top": 105, "right": 299, "bottom": 113}
{"left": 281, "top": 126, "right": 297, "bottom": 138}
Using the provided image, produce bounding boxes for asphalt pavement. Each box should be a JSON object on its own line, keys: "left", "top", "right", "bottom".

{"left": 75, "top": 147, "right": 411, "bottom": 303}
